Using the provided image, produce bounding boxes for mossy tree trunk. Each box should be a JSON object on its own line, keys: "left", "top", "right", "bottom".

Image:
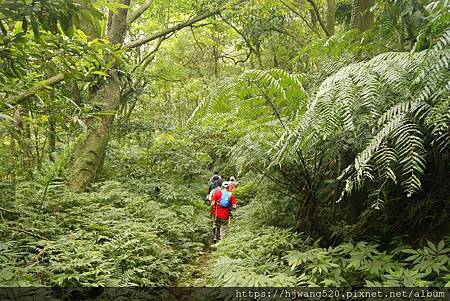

{"left": 66, "top": 78, "right": 121, "bottom": 192}
{"left": 66, "top": 0, "right": 130, "bottom": 192}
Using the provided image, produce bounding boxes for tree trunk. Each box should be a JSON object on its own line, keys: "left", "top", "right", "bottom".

{"left": 327, "top": 0, "right": 336, "bottom": 35}
{"left": 299, "top": 193, "right": 316, "bottom": 234}
{"left": 23, "top": 109, "right": 34, "bottom": 173}
{"left": 48, "top": 113, "right": 56, "bottom": 162}
{"left": 212, "top": 45, "right": 219, "bottom": 78}
{"left": 9, "top": 133, "right": 16, "bottom": 200}
{"left": 66, "top": 0, "right": 130, "bottom": 192}
{"left": 66, "top": 71, "right": 122, "bottom": 192}
{"left": 351, "top": 0, "right": 375, "bottom": 32}
{"left": 255, "top": 42, "right": 263, "bottom": 68}
{"left": 271, "top": 44, "right": 279, "bottom": 68}
{"left": 47, "top": 91, "right": 56, "bottom": 162}
{"left": 310, "top": 9, "right": 318, "bottom": 30}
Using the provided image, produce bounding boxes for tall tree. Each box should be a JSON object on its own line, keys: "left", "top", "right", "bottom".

{"left": 66, "top": 0, "right": 130, "bottom": 191}
{"left": 306, "top": 0, "right": 332, "bottom": 36}
{"left": 66, "top": 1, "right": 223, "bottom": 191}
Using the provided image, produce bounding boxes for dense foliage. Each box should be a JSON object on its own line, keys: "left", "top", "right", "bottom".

{"left": 206, "top": 192, "right": 450, "bottom": 287}
{"left": 1, "top": 179, "right": 209, "bottom": 286}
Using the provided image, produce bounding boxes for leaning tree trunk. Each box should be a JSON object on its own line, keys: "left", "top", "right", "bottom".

{"left": 66, "top": 78, "right": 121, "bottom": 191}
{"left": 351, "top": 0, "right": 375, "bottom": 32}
{"left": 66, "top": 0, "right": 130, "bottom": 192}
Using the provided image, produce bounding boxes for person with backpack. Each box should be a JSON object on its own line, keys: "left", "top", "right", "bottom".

{"left": 206, "top": 172, "right": 222, "bottom": 201}
{"left": 210, "top": 181, "right": 236, "bottom": 243}
{"left": 209, "top": 172, "right": 221, "bottom": 185}
{"left": 207, "top": 178, "right": 223, "bottom": 202}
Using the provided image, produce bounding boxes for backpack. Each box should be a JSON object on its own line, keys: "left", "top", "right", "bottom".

{"left": 207, "top": 186, "right": 219, "bottom": 201}
{"left": 219, "top": 191, "right": 231, "bottom": 208}
{"left": 208, "top": 182, "right": 216, "bottom": 193}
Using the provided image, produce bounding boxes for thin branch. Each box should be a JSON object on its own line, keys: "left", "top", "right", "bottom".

{"left": 123, "top": 8, "right": 220, "bottom": 50}
{"left": 0, "top": 207, "right": 20, "bottom": 215}
{"left": 267, "top": 181, "right": 299, "bottom": 200}
{"left": 148, "top": 75, "right": 184, "bottom": 82}
{"left": 8, "top": 227, "right": 49, "bottom": 240}
{"left": 274, "top": 164, "right": 307, "bottom": 194}
{"left": 126, "top": 0, "right": 154, "bottom": 25}
{"left": 314, "top": 159, "right": 330, "bottom": 192}
{"left": 254, "top": 81, "right": 287, "bottom": 130}
{"left": 190, "top": 26, "right": 206, "bottom": 50}
{"left": 219, "top": 51, "right": 252, "bottom": 65}
{"left": 220, "top": 15, "right": 258, "bottom": 54}
{"left": 279, "top": 0, "right": 322, "bottom": 38}
{"left": 306, "top": 0, "right": 331, "bottom": 37}
{"left": 1, "top": 74, "right": 65, "bottom": 110}
{"left": 0, "top": 19, "right": 7, "bottom": 35}
{"left": 253, "top": 165, "right": 301, "bottom": 195}
{"left": 131, "top": 34, "right": 171, "bottom": 73}
{"left": 268, "top": 26, "right": 300, "bottom": 41}
{"left": 190, "top": 22, "right": 213, "bottom": 29}
{"left": 295, "top": 150, "right": 313, "bottom": 191}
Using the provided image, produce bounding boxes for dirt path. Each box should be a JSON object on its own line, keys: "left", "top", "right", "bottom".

{"left": 189, "top": 245, "right": 213, "bottom": 286}
{"left": 176, "top": 224, "right": 215, "bottom": 287}
{"left": 182, "top": 213, "right": 218, "bottom": 286}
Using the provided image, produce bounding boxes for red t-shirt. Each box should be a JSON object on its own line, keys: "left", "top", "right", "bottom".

{"left": 211, "top": 190, "right": 236, "bottom": 220}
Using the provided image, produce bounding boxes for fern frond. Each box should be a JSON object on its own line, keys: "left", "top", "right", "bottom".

{"left": 392, "top": 123, "right": 426, "bottom": 195}
{"left": 426, "top": 97, "right": 450, "bottom": 152}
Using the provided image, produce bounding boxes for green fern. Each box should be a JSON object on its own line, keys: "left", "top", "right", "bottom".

{"left": 305, "top": 49, "right": 449, "bottom": 199}
{"left": 200, "top": 23, "right": 449, "bottom": 204}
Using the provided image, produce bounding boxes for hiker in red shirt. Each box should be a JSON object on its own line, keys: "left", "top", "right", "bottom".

{"left": 211, "top": 181, "right": 236, "bottom": 242}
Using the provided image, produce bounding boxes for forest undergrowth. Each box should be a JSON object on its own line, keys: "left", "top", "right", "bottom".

{"left": 1, "top": 176, "right": 210, "bottom": 287}
{"left": 1, "top": 130, "right": 449, "bottom": 288}
{"left": 205, "top": 186, "right": 450, "bottom": 287}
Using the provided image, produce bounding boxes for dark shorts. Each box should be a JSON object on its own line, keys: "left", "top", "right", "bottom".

{"left": 213, "top": 218, "right": 228, "bottom": 228}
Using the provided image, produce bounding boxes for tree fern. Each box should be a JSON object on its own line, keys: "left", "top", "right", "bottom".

{"left": 427, "top": 97, "right": 450, "bottom": 152}
{"left": 294, "top": 48, "right": 448, "bottom": 200}
{"left": 415, "top": 28, "right": 450, "bottom": 103}
{"left": 200, "top": 26, "right": 448, "bottom": 205}
{"left": 195, "top": 68, "right": 310, "bottom": 175}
